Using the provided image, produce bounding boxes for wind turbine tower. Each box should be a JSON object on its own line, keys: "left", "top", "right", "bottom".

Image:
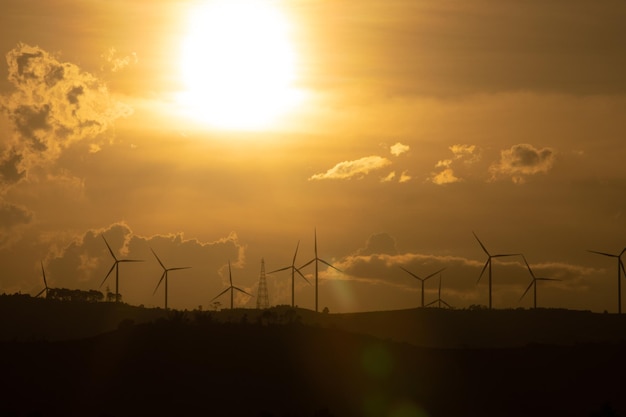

{"left": 212, "top": 261, "right": 252, "bottom": 309}
{"left": 399, "top": 266, "right": 445, "bottom": 308}
{"left": 520, "top": 255, "right": 560, "bottom": 309}
{"left": 473, "top": 232, "right": 521, "bottom": 309}
{"left": 151, "top": 248, "right": 191, "bottom": 311}
{"left": 256, "top": 258, "right": 269, "bottom": 309}
{"left": 425, "top": 273, "right": 452, "bottom": 308}
{"left": 268, "top": 241, "right": 310, "bottom": 307}
{"left": 300, "top": 228, "right": 342, "bottom": 313}
{"left": 100, "top": 235, "right": 143, "bottom": 303}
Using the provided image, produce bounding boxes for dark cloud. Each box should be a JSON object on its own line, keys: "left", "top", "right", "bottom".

{"left": 0, "top": 149, "right": 24, "bottom": 185}
{"left": 45, "top": 222, "right": 249, "bottom": 310}
{"left": 0, "top": 199, "right": 33, "bottom": 247}
{"left": 0, "top": 43, "right": 132, "bottom": 191}
{"left": 489, "top": 144, "right": 556, "bottom": 183}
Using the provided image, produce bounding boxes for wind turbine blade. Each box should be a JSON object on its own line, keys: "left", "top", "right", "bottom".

{"left": 151, "top": 248, "right": 166, "bottom": 270}
{"left": 102, "top": 235, "right": 117, "bottom": 260}
{"left": 169, "top": 266, "right": 191, "bottom": 271}
{"left": 441, "top": 300, "right": 452, "bottom": 308}
{"left": 295, "top": 267, "right": 311, "bottom": 285}
{"left": 299, "top": 259, "right": 315, "bottom": 270}
{"left": 399, "top": 266, "right": 422, "bottom": 281}
{"left": 477, "top": 260, "right": 489, "bottom": 284}
{"left": 119, "top": 259, "right": 144, "bottom": 263}
{"left": 35, "top": 288, "right": 46, "bottom": 298}
{"left": 472, "top": 231, "right": 490, "bottom": 256}
{"left": 587, "top": 250, "right": 617, "bottom": 258}
{"left": 268, "top": 266, "right": 291, "bottom": 274}
{"left": 292, "top": 240, "right": 300, "bottom": 265}
{"left": 314, "top": 228, "right": 318, "bottom": 256}
{"left": 620, "top": 247, "right": 626, "bottom": 257}
{"left": 537, "top": 277, "right": 561, "bottom": 282}
{"left": 228, "top": 261, "right": 233, "bottom": 286}
{"left": 492, "top": 253, "right": 522, "bottom": 258}
{"left": 519, "top": 280, "right": 534, "bottom": 301}
{"left": 425, "top": 299, "right": 437, "bottom": 307}
{"left": 521, "top": 255, "right": 536, "bottom": 279}
{"left": 153, "top": 272, "right": 166, "bottom": 295}
{"left": 233, "top": 286, "right": 252, "bottom": 297}
{"left": 621, "top": 259, "right": 626, "bottom": 276}
{"left": 211, "top": 287, "right": 231, "bottom": 301}
{"left": 100, "top": 263, "right": 116, "bottom": 287}
{"left": 424, "top": 267, "right": 446, "bottom": 281}
{"left": 319, "top": 258, "right": 342, "bottom": 273}
{"left": 40, "top": 261, "right": 48, "bottom": 288}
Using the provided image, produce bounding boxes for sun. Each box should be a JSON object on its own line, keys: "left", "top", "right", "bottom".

{"left": 178, "top": 0, "right": 303, "bottom": 130}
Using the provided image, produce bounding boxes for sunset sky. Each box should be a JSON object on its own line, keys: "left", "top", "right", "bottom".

{"left": 1, "top": 0, "right": 625, "bottom": 313}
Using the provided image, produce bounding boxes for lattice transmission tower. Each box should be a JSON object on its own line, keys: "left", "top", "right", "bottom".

{"left": 256, "top": 258, "right": 269, "bottom": 309}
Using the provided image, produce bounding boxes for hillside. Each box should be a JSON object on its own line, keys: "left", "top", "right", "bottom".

{"left": 0, "top": 295, "right": 625, "bottom": 416}
{"left": 0, "top": 317, "right": 624, "bottom": 417}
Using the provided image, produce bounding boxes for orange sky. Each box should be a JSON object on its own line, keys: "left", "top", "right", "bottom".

{"left": 1, "top": 0, "right": 626, "bottom": 313}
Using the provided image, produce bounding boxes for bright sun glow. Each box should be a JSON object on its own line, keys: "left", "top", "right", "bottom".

{"left": 178, "top": 0, "right": 303, "bottom": 130}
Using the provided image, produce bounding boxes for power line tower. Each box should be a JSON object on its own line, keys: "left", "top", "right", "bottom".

{"left": 256, "top": 258, "right": 269, "bottom": 309}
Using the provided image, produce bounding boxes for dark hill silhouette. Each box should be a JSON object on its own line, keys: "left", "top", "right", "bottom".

{"left": 3, "top": 295, "right": 626, "bottom": 347}
{"left": 0, "top": 316, "right": 624, "bottom": 417}
{"left": 0, "top": 294, "right": 167, "bottom": 341}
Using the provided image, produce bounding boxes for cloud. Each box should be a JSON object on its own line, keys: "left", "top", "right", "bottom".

{"left": 45, "top": 222, "right": 248, "bottom": 309}
{"left": 430, "top": 168, "right": 461, "bottom": 185}
{"left": 429, "top": 144, "right": 480, "bottom": 185}
{"left": 398, "top": 170, "right": 411, "bottom": 183}
{"left": 489, "top": 143, "right": 555, "bottom": 183}
{"left": 356, "top": 233, "right": 398, "bottom": 256}
{"left": 381, "top": 171, "right": 396, "bottom": 182}
{"left": 450, "top": 144, "right": 480, "bottom": 162}
{"left": 0, "top": 43, "right": 132, "bottom": 190}
{"left": 390, "top": 142, "right": 410, "bottom": 156}
{"left": 101, "top": 47, "right": 138, "bottom": 73}
{"left": 0, "top": 199, "right": 33, "bottom": 247}
{"left": 309, "top": 155, "right": 391, "bottom": 180}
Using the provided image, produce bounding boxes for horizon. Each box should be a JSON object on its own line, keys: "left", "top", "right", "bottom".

{"left": 1, "top": 0, "right": 626, "bottom": 315}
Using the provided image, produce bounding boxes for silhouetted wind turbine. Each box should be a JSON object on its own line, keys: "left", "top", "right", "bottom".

{"left": 588, "top": 247, "right": 626, "bottom": 314}
{"left": 399, "top": 266, "right": 446, "bottom": 307}
{"left": 212, "top": 260, "right": 252, "bottom": 309}
{"left": 299, "top": 228, "right": 342, "bottom": 313}
{"left": 520, "top": 255, "right": 561, "bottom": 309}
{"left": 100, "top": 235, "right": 143, "bottom": 303}
{"left": 35, "top": 261, "right": 50, "bottom": 298}
{"left": 151, "top": 248, "right": 191, "bottom": 311}
{"left": 473, "top": 231, "right": 521, "bottom": 309}
{"left": 425, "top": 273, "right": 451, "bottom": 309}
{"left": 268, "top": 241, "right": 310, "bottom": 307}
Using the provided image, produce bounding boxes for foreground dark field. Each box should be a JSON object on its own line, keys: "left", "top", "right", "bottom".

{"left": 0, "top": 296, "right": 625, "bottom": 417}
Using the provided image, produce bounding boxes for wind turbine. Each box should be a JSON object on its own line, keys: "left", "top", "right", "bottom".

{"left": 473, "top": 231, "right": 521, "bottom": 309}
{"left": 425, "top": 273, "right": 451, "bottom": 309}
{"left": 588, "top": 247, "right": 626, "bottom": 314}
{"left": 520, "top": 255, "right": 561, "bottom": 309}
{"left": 151, "top": 248, "right": 191, "bottom": 311}
{"left": 211, "top": 260, "right": 252, "bottom": 309}
{"left": 268, "top": 241, "right": 310, "bottom": 307}
{"left": 399, "top": 266, "right": 446, "bottom": 307}
{"left": 35, "top": 261, "right": 50, "bottom": 298}
{"left": 299, "top": 228, "right": 342, "bottom": 313}
{"left": 100, "top": 235, "right": 143, "bottom": 303}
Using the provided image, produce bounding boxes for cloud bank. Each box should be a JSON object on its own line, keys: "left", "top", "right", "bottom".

{"left": 0, "top": 43, "right": 132, "bottom": 191}
{"left": 490, "top": 144, "right": 555, "bottom": 183}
